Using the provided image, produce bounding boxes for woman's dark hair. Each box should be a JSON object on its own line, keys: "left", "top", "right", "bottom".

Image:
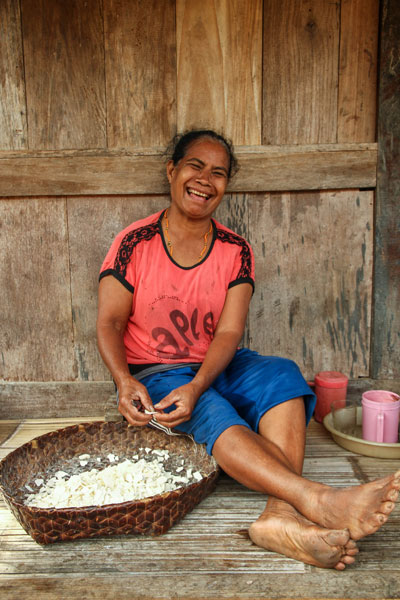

{"left": 167, "top": 129, "right": 239, "bottom": 180}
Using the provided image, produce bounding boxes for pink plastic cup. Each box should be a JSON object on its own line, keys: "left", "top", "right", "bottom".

{"left": 361, "top": 390, "right": 400, "bottom": 443}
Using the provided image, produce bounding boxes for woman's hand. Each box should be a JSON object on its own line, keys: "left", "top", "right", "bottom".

{"left": 153, "top": 383, "right": 200, "bottom": 428}
{"left": 118, "top": 376, "right": 156, "bottom": 426}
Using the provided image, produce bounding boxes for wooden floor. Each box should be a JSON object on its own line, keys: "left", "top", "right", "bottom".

{"left": 1, "top": 417, "right": 400, "bottom": 600}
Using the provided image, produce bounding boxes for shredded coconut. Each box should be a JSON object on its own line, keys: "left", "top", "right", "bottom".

{"left": 24, "top": 450, "right": 204, "bottom": 509}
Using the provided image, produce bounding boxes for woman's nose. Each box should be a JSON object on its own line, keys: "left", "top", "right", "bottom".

{"left": 196, "top": 169, "right": 212, "bottom": 185}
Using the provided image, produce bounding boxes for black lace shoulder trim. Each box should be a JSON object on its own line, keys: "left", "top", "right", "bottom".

{"left": 114, "top": 221, "right": 159, "bottom": 278}
{"left": 216, "top": 228, "right": 253, "bottom": 281}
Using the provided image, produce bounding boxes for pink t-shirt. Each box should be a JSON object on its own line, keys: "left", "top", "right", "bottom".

{"left": 100, "top": 210, "right": 254, "bottom": 365}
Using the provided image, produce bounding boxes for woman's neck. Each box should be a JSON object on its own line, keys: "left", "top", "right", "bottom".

{"left": 165, "top": 204, "right": 212, "bottom": 238}
{"left": 162, "top": 206, "right": 213, "bottom": 266}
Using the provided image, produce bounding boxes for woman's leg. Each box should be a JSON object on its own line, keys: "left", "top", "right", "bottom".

{"left": 212, "top": 398, "right": 400, "bottom": 561}
{"left": 251, "top": 398, "right": 358, "bottom": 569}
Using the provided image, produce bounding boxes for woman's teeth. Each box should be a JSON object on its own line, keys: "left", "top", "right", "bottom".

{"left": 188, "top": 188, "right": 209, "bottom": 199}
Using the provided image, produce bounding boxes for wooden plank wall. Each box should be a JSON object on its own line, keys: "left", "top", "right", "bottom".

{"left": 372, "top": 0, "right": 400, "bottom": 379}
{"left": 0, "top": 0, "right": 387, "bottom": 417}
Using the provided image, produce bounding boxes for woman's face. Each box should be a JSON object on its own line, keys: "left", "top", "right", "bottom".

{"left": 166, "top": 138, "right": 230, "bottom": 220}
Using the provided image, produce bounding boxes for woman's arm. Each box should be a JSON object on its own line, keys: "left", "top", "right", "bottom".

{"left": 154, "top": 282, "right": 253, "bottom": 427}
{"left": 97, "top": 276, "right": 154, "bottom": 425}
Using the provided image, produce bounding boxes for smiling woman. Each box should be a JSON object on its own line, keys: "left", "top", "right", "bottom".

{"left": 96, "top": 129, "right": 400, "bottom": 571}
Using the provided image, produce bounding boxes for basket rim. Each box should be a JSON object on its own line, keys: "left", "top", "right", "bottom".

{"left": 0, "top": 419, "right": 219, "bottom": 515}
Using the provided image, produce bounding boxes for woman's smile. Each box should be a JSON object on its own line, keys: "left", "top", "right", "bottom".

{"left": 186, "top": 187, "right": 211, "bottom": 201}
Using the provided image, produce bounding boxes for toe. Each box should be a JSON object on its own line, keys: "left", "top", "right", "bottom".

{"left": 342, "top": 554, "right": 356, "bottom": 565}
{"left": 377, "top": 513, "right": 387, "bottom": 525}
{"left": 380, "top": 501, "right": 395, "bottom": 515}
{"left": 334, "top": 561, "right": 346, "bottom": 571}
{"left": 387, "top": 488, "right": 399, "bottom": 502}
{"left": 325, "top": 529, "right": 350, "bottom": 546}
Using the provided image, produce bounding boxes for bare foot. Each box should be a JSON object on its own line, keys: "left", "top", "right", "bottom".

{"left": 307, "top": 470, "right": 400, "bottom": 540}
{"left": 249, "top": 502, "right": 358, "bottom": 570}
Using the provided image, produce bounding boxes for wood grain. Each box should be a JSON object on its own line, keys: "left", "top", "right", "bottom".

{"left": 0, "top": 198, "right": 76, "bottom": 381}
{"left": 0, "top": 144, "right": 377, "bottom": 196}
{"left": 263, "top": 0, "right": 340, "bottom": 144}
{"left": 247, "top": 190, "right": 374, "bottom": 380}
{"left": 0, "top": 0, "right": 27, "bottom": 149}
{"left": 234, "top": 144, "right": 377, "bottom": 191}
{"left": 21, "top": 0, "right": 105, "bottom": 149}
{"left": 372, "top": 0, "right": 400, "bottom": 378}
{"left": 0, "top": 0, "right": 396, "bottom": 403}
{"left": 104, "top": 0, "right": 176, "bottom": 148}
{"left": 0, "top": 382, "right": 114, "bottom": 419}
{"left": 0, "top": 422, "right": 19, "bottom": 446}
{"left": 338, "top": 0, "right": 379, "bottom": 142}
{"left": 177, "top": 0, "right": 262, "bottom": 145}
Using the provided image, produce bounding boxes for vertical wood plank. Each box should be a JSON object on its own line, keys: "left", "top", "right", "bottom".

{"left": 214, "top": 194, "right": 252, "bottom": 346}
{"left": 247, "top": 191, "right": 373, "bottom": 380}
{"left": 67, "top": 196, "right": 167, "bottom": 381}
{"left": 338, "top": 0, "right": 379, "bottom": 142}
{"left": 263, "top": 0, "right": 340, "bottom": 145}
{"left": 372, "top": 0, "right": 400, "bottom": 378}
{"left": 104, "top": 0, "right": 176, "bottom": 149}
{"left": 0, "top": 198, "right": 76, "bottom": 381}
{"left": 177, "top": 0, "right": 262, "bottom": 145}
{"left": 21, "top": 0, "right": 106, "bottom": 150}
{"left": 0, "top": 0, "right": 27, "bottom": 149}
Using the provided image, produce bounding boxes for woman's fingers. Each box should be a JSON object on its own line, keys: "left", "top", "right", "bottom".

{"left": 117, "top": 379, "right": 156, "bottom": 426}
{"left": 155, "top": 407, "right": 186, "bottom": 425}
{"left": 119, "top": 397, "right": 152, "bottom": 425}
{"left": 154, "top": 397, "right": 193, "bottom": 426}
{"left": 154, "top": 393, "right": 176, "bottom": 411}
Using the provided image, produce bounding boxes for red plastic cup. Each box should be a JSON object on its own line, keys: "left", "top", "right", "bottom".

{"left": 313, "top": 371, "right": 349, "bottom": 423}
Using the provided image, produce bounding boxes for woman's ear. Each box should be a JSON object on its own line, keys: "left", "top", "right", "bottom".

{"left": 166, "top": 160, "right": 175, "bottom": 183}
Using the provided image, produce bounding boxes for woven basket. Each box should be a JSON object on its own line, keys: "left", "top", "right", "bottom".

{"left": 0, "top": 421, "right": 219, "bottom": 545}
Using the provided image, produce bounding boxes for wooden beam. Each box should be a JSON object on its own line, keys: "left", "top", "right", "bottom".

{"left": 0, "top": 382, "right": 115, "bottom": 419}
{"left": 372, "top": 0, "right": 400, "bottom": 378}
{"left": 234, "top": 144, "right": 377, "bottom": 192}
{"left": 0, "top": 143, "right": 377, "bottom": 197}
{"left": 2, "top": 378, "right": 400, "bottom": 420}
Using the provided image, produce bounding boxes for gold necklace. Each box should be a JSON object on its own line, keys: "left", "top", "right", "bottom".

{"left": 164, "top": 209, "right": 212, "bottom": 260}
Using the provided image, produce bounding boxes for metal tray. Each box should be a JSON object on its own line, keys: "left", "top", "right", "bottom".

{"left": 323, "top": 407, "right": 400, "bottom": 459}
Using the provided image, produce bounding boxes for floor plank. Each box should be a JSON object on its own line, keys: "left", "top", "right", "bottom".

{"left": 0, "top": 422, "right": 20, "bottom": 446}
{"left": 1, "top": 417, "right": 400, "bottom": 599}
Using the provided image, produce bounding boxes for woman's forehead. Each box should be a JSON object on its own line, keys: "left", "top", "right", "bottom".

{"left": 183, "top": 138, "right": 229, "bottom": 165}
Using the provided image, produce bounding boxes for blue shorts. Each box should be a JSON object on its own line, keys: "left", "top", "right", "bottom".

{"left": 139, "top": 348, "right": 316, "bottom": 455}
